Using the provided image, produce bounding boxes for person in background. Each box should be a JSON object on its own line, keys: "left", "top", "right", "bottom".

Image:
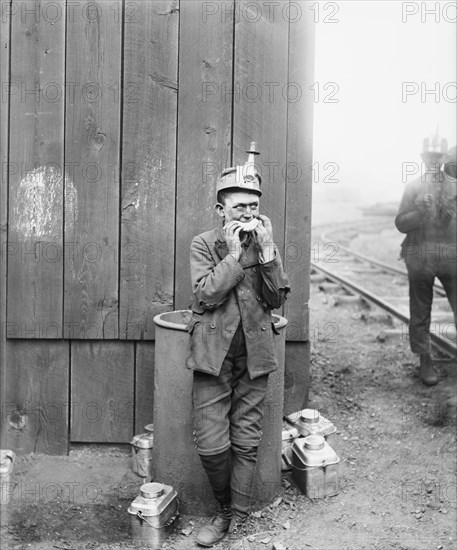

{"left": 395, "top": 135, "right": 456, "bottom": 385}
{"left": 186, "top": 144, "right": 290, "bottom": 546}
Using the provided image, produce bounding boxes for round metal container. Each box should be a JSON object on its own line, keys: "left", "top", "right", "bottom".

{"left": 131, "top": 427, "right": 154, "bottom": 481}
{"left": 152, "top": 310, "right": 287, "bottom": 514}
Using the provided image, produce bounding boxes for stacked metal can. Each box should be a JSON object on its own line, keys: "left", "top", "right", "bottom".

{"left": 284, "top": 409, "right": 340, "bottom": 498}
{"left": 291, "top": 434, "right": 340, "bottom": 499}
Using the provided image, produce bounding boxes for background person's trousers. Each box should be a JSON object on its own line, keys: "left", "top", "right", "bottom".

{"left": 405, "top": 245, "right": 457, "bottom": 354}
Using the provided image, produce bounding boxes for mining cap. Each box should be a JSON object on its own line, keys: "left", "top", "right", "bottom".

{"left": 216, "top": 142, "right": 262, "bottom": 196}
{"left": 422, "top": 132, "right": 448, "bottom": 156}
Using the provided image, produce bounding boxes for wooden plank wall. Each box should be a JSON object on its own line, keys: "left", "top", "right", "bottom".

{"left": 2, "top": 0, "right": 314, "bottom": 454}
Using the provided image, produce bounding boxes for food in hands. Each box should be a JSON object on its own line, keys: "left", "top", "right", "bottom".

{"left": 239, "top": 218, "right": 259, "bottom": 232}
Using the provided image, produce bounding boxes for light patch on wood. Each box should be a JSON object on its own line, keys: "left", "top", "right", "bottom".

{"left": 13, "top": 165, "right": 77, "bottom": 239}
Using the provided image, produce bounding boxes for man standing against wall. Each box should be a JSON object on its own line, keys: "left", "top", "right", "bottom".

{"left": 186, "top": 145, "right": 290, "bottom": 546}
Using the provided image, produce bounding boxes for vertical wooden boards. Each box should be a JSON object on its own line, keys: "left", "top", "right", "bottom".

{"left": 7, "top": 0, "right": 66, "bottom": 337}
{"left": 120, "top": 0, "right": 178, "bottom": 340}
{"left": 2, "top": 340, "right": 69, "bottom": 454}
{"left": 70, "top": 342, "right": 134, "bottom": 442}
{"left": 283, "top": 3, "right": 315, "bottom": 412}
{"left": 64, "top": 1, "right": 122, "bottom": 339}
{"left": 232, "top": 0, "right": 289, "bottom": 253}
{"left": 134, "top": 342, "right": 155, "bottom": 433}
{"left": 174, "top": 0, "right": 234, "bottom": 308}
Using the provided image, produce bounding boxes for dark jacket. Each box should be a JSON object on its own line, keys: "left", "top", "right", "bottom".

{"left": 186, "top": 226, "right": 291, "bottom": 379}
{"left": 395, "top": 172, "right": 456, "bottom": 259}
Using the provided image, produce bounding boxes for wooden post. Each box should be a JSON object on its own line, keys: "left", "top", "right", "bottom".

{"left": 0, "top": 0, "right": 11, "bottom": 449}
{"left": 283, "top": 2, "right": 315, "bottom": 413}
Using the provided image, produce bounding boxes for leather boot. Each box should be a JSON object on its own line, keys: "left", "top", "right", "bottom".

{"left": 195, "top": 450, "right": 232, "bottom": 547}
{"left": 230, "top": 444, "right": 258, "bottom": 520}
{"left": 195, "top": 504, "right": 232, "bottom": 547}
{"left": 419, "top": 353, "right": 438, "bottom": 386}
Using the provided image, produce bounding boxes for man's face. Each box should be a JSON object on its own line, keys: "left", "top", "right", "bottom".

{"left": 216, "top": 191, "right": 260, "bottom": 224}
{"left": 421, "top": 152, "right": 444, "bottom": 172}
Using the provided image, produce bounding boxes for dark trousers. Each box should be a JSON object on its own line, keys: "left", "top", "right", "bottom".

{"left": 192, "top": 323, "right": 269, "bottom": 516}
{"left": 192, "top": 323, "right": 269, "bottom": 455}
{"left": 405, "top": 243, "right": 457, "bottom": 354}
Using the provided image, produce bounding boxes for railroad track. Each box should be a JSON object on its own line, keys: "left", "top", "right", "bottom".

{"left": 310, "top": 220, "right": 456, "bottom": 358}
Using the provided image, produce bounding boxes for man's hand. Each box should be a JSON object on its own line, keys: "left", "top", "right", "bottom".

{"left": 439, "top": 197, "right": 457, "bottom": 224}
{"left": 415, "top": 193, "right": 435, "bottom": 219}
{"left": 223, "top": 221, "right": 242, "bottom": 261}
{"left": 423, "top": 193, "right": 433, "bottom": 210}
{"left": 254, "top": 215, "right": 275, "bottom": 263}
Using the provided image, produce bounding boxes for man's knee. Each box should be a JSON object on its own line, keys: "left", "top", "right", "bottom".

{"left": 231, "top": 443, "right": 258, "bottom": 461}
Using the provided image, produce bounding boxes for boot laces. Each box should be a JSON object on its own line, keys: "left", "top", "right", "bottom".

{"left": 230, "top": 515, "right": 247, "bottom": 535}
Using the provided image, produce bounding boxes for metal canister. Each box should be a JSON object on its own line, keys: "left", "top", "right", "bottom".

{"left": 131, "top": 424, "right": 154, "bottom": 481}
{"left": 0, "top": 450, "right": 16, "bottom": 512}
{"left": 128, "top": 482, "right": 179, "bottom": 549}
{"left": 286, "top": 408, "right": 337, "bottom": 449}
{"left": 292, "top": 434, "right": 339, "bottom": 499}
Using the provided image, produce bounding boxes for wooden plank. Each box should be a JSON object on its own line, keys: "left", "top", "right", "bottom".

{"left": 64, "top": 1, "right": 122, "bottom": 339}
{"left": 0, "top": 0, "right": 11, "bottom": 446}
{"left": 1, "top": 341, "right": 69, "bottom": 455}
{"left": 6, "top": 0, "right": 65, "bottom": 337}
{"left": 70, "top": 342, "right": 134, "bottom": 442}
{"left": 119, "top": 0, "right": 178, "bottom": 340}
{"left": 174, "top": 0, "right": 234, "bottom": 308}
{"left": 134, "top": 342, "right": 155, "bottom": 433}
{"left": 284, "top": 0, "right": 315, "bottom": 340}
{"left": 232, "top": 0, "right": 290, "bottom": 255}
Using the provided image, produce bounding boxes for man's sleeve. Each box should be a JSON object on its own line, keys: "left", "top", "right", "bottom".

{"left": 190, "top": 236, "right": 244, "bottom": 309}
{"left": 395, "top": 182, "right": 424, "bottom": 233}
{"left": 258, "top": 247, "right": 291, "bottom": 309}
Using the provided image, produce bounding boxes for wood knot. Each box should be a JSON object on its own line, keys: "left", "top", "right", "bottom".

{"left": 91, "top": 132, "right": 106, "bottom": 152}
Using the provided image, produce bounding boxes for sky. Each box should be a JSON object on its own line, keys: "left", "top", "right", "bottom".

{"left": 312, "top": 0, "right": 457, "bottom": 205}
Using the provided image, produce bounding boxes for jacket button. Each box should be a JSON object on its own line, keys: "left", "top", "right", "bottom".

{"left": 256, "top": 296, "right": 261, "bottom": 301}
{"left": 210, "top": 323, "right": 216, "bottom": 329}
{"left": 261, "top": 326, "right": 266, "bottom": 331}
